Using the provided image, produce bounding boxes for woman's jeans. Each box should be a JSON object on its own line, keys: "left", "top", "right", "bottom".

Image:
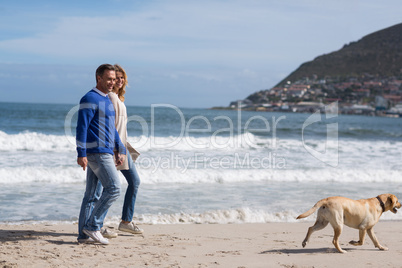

{"left": 77, "top": 153, "right": 121, "bottom": 239}
{"left": 120, "top": 153, "right": 141, "bottom": 222}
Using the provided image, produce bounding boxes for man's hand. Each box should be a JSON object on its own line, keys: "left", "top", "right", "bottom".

{"left": 115, "top": 153, "right": 126, "bottom": 167}
{"left": 77, "top": 157, "right": 88, "bottom": 171}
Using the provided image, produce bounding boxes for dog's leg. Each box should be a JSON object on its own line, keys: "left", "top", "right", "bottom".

{"left": 349, "top": 229, "right": 366, "bottom": 246}
{"left": 332, "top": 226, "right": 346, "bottom": 253}
{"left": 367, "top": 228, "right": 388, "bottom": 251}
{"left": 301, "top": 219, "right": 328, "bottom": 248}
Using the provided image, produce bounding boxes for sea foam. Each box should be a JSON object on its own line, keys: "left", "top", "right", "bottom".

{"left": 1, "top": 131, "right": 401, "bottom": 185}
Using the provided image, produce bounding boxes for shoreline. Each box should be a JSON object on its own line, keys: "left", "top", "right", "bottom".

{"left": 1, "top": 221, "right": 401, "bottom": 267}
{"left": 209, "top": 106, "right": 402, "bottom": 118}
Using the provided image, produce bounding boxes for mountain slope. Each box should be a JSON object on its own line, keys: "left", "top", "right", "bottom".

{"left": 275, "top": 23, "right": 402, "bottom": 86}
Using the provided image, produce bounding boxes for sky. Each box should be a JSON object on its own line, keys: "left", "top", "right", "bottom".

{"left": 0, "top": 0, "right": 401, "bottom": 108}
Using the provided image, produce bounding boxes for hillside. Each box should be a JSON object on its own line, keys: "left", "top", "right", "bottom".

{"left": 231, "top": 23, "right": 402, "bottom": 114}
{"left": 275, "top": 23, "right": 402, "bottom": 86}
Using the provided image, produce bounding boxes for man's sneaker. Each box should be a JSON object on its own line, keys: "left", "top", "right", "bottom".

{"left": 79, "top": 235, "right": 114, "bottom": 244}
{"left": 101, "top": 227, "right": 118, "bottom": 238}
{"left": 77, "top": 237, "right": 95, "bottom": 244}
{"left": 118, "top": 222, "right": 144, "bottom": 234}
{"left": 83, "top": 229, "right": 109, "bottom": 245}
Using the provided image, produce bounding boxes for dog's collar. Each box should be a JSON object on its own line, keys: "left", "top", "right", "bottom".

{"left": 376, "top": 196, "right": 385, "bottom": 212}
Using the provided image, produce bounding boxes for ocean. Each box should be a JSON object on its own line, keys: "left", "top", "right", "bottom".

{"left": 0, "top": 102, "right": 401, "bottom": 225}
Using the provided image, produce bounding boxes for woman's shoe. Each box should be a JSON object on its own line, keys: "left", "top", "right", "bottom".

{"left": 118, "top": 222, "right": 144, "bottom": 234}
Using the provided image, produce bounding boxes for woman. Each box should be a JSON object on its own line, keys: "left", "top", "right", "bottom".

{"left": 108, "top": 64, "right": 143, "bottom": 234}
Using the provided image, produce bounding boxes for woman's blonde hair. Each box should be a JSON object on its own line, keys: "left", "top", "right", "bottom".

{"left": 113, "top": 64, "right": 128, "bottom": 102}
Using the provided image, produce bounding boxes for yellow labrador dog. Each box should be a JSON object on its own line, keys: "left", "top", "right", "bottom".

{"left": 297, "top": 193, "right": 401, "bottom": 253}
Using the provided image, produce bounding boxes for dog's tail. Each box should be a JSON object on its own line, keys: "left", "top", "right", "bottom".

{"left": 296, "top": 199, "right": 328, "bottom": 220}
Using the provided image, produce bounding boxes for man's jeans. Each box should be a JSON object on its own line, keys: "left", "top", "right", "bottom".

{"left": 91, "top": 153, "right": 141, "bottom": 224}
{"left": 77, "top": 153, "right": 121, "bottom": 239}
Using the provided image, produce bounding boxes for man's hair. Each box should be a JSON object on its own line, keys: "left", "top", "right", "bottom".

{"left": 95, "top": 64, "right": 115, "bottom": 82}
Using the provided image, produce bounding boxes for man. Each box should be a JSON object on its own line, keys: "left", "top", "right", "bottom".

{"left": 76, "top": 64, "right": 126, "bottom": 245}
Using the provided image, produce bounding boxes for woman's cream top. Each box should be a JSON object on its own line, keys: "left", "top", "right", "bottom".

{"left": 108, "top": 92, "right": 140, "bottom": 170}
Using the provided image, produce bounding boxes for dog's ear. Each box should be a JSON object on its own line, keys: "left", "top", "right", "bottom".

{"left": 386, "top": 195, "right": 396, "bottom": 207}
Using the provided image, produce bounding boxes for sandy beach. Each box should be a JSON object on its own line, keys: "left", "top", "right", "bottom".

{"left": 1, "top": 221, "right": 401, "bottom": 268}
